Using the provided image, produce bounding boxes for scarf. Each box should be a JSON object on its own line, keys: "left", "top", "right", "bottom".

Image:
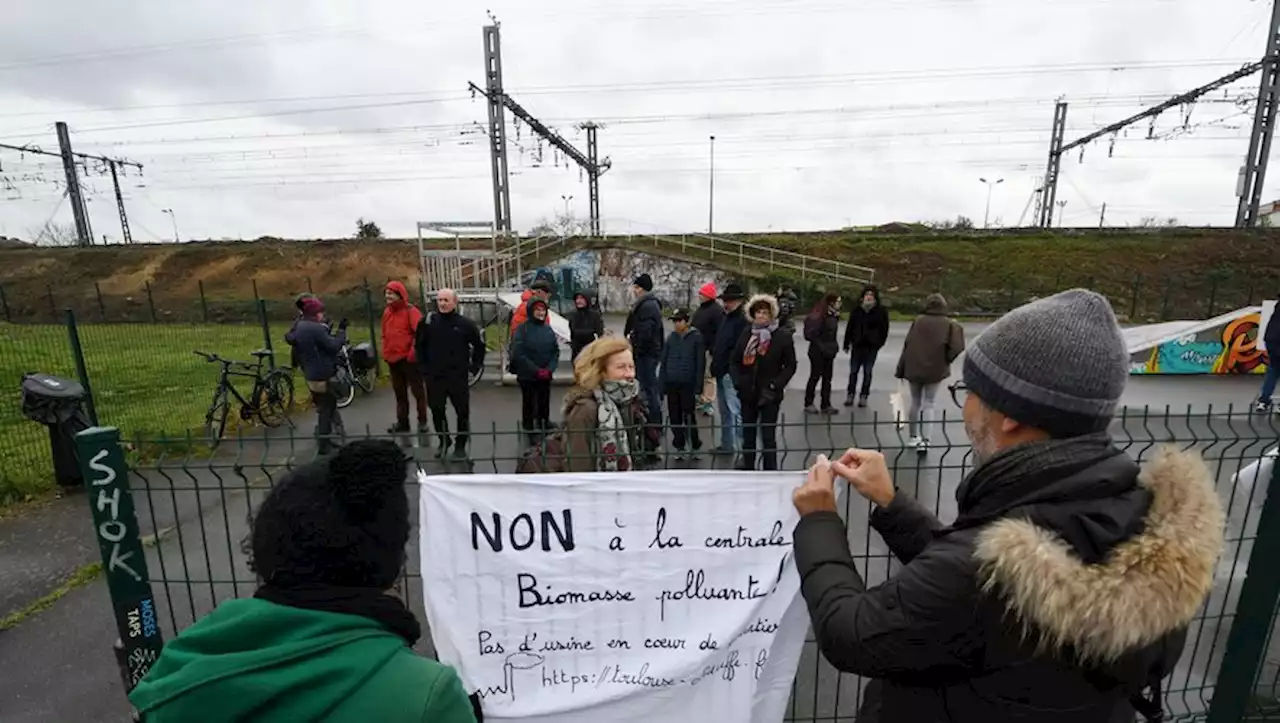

{"left": 743, "top": 320, "right": 778, "bottom": 367}
{"left": 255, "top": 583, "right": 421, "bottom": 645}
{"left": 593, "top": 379, "right": 639, "bottom": 472}
{"left": 952, "top": 432, "right": 1130, "bottom": 532}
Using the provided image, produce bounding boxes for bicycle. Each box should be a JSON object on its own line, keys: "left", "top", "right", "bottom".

{"left": 336, "top": 341, "right": 378, "bottom": 409}
{"left": 195, "top": 349, "right": 295, "bottom": 448}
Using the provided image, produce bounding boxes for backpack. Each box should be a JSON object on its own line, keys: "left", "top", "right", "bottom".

{"left": 803, "top": 313, "right": 823, "bottom": 342}
{"left": 515, "top": 425, "right": 570, "bottom": 474}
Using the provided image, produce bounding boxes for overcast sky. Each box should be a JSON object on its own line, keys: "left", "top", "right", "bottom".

{"left": 0, "top": 0, "right": 1273, "bottom": 242}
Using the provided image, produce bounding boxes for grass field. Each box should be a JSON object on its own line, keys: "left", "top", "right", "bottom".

{"left": 1, "top": 322, "right": 281, "bottom": 506}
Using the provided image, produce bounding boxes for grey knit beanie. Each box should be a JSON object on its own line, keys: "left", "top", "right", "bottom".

{"left": 962, "top": 289, "right": 1127, "bottom": 437}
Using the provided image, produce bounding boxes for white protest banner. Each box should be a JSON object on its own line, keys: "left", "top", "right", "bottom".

{"left": 418, "top": 470, "right": 811, "bottom": 723}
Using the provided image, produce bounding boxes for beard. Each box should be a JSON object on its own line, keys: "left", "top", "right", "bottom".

{"left": 965, "top": 415, "right": 1000, "bottom": 465}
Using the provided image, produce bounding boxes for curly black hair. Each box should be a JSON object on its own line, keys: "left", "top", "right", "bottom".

{"left": 248, "top": 440, "right": 410, "bottom": 589}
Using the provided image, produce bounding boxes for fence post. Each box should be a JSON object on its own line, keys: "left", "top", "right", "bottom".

{"left": 1206, "top": 454, "right": 1280, "bottom": 722}
{"left": 144, "top": 281, "right": 157, "bottom": 323}
{"left": 47, "top": 284, "right": 56, "bottom": 319}
{"left": 95, "top": 282, "right": 106, "bottom": 321}
{"left": 1160, "top": 277, "right": 1172, "bottom": 322}
{"left": 306, "top": 276, "right": 314, "bottom": 294}
{"left": 0, "top": 283, "right": 9, "bottom": 322}
{"left": 66, "top": 308, "right": 99, "bottom": 427}
{"left": 363, "top": 279, "right": 380, "bottom": 378}
{"left": 1206, "top": 274, "right": 1220, "bottom": 319}
{"left": 1129, "top": 275, "right": 1142, "bottom": 321}
{"left": 198, "top": 280, "right": 209, "bottom": 323}
{"left": 252, "top": 279, "right": 260, "bottom": 302}
{"left": 73, "top": 426, "right": 165, "bottom": 699}
{"left": 256, "top": 299, "right": 274, "bottom": 370}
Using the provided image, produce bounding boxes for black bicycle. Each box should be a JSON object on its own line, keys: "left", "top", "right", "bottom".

{"left": 195, "top": 349, "right": 295, "bottom": 448}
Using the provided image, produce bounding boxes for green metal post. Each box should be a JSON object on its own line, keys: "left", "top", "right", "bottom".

{"left": 257, "top": 299, "right": 274, "bottom": 369}
{"left": 0, "top": 282, "right": 10, "bottom": 322}
{"left": 198, "top": 280, "right": 209, "bottom": 323}
{"left": 74, "top": 427, "right": 165, "bottom": 695}
{"left": 95, "top": 282, "right": 106, "bottom": 321}
{"left": 1206, "top": 453, "right": 1280, "bottom": 722}
{"left": 1206, "top": 273, "right": 1220, "bottom": 319}
{"left": 363, "top": 278, "right": 380, "bottom": 378}
{"left": 1129, "top": 275, "right": 1142, "bottom": 321}
{"left": 144, "top": 281, "right": 157, "bottom": 323}
{"left": 66, "top": 308, "right": 99, "bottom": 426}
{"left": 47, "top": 284, "right": 56, "bottom": 319}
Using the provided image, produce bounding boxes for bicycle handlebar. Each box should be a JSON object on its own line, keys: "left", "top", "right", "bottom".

{"left": 194, "top": 350, "right": 259, "bottom": 371}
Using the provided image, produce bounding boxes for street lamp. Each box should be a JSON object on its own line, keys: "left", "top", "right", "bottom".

{"left": 708, "top": 135, "right": 716, "bottom": 234}
{"left": 560, "top": 194, "right": 574, "bottom": 217}
{"left": 979, "top": 177, "right": 1004, "bottom": 229}
{"left": 161, "top": 208, "right": 180, "bottom": 243}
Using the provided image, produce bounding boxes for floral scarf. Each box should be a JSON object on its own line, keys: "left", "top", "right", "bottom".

{"left": 743, "top": 320, "right": 778, "bottom": 367}
{"left": 593, "top": 379, "right": 639, "bottom": 472}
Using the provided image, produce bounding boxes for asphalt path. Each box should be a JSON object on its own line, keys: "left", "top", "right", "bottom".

{"left": 1, "top": 317, "right": 1275, "bottom": 722}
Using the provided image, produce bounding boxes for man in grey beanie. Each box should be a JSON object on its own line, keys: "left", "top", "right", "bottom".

{"left": 788, "top": 290, "right": 1225, "bottom": 723}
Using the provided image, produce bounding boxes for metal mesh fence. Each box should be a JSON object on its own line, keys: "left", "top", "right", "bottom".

{"left": 117, "top": 409, "right": 1279, "bottom": 721}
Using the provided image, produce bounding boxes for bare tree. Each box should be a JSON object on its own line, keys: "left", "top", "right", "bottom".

{"left": 29, "top": 221, "right": 80, "bottom": 246}
{"left": 528, "top": 212, "right": 590, "bottom": 237}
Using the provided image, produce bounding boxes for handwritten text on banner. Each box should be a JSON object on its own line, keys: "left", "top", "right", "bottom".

{"left": 418, "top": 470, "right": 811, "bottom": 723}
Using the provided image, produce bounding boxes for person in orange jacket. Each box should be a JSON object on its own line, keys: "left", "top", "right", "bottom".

{"left": 509, "top": 278, "right": 554, "bottom": 337}
{"left": 381, "top": 281, "right": 429, "bottom": 436}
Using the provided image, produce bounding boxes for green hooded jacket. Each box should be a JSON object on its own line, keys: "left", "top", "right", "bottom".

{"left": 129, "top": 598, "right": 476, "bottom": 723}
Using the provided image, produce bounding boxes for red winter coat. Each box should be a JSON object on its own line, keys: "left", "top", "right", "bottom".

{"left": 381, "top": 281, "right": 423, "bottom": 364}
{"left": 509, "top": 288, "right": 534, "bottom": 336}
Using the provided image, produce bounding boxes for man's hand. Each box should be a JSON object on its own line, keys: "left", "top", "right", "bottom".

{"left": 338, "top": 318, "right": 350, "bottom": 331}
{"left": 793, "top": 454, "right": 839, "bottom": 517}
{"left": 831, "top": 448, "right": 895, "bottom": 508}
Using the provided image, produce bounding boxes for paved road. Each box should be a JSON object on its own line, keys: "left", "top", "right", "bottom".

{"left": 1, "top": 317, "right": 1275, "bottom": 722}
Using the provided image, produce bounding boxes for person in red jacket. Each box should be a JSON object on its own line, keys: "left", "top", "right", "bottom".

{"left": 509, "top": 278, "right": 554, "bottom": 336}
{"left": 382, "top": 281, "right": 429, "bottom": 436}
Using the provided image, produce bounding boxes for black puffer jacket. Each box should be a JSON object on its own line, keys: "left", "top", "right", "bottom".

{"left": 660, "top": 328, "right": 706, "bottom": 389}
{"left": 844, "top": 285, "right": 890, "bottom": 352}
{"left": 711, "top": 305, "right": 749, "bottom": 378}
{"left": 625, "top": 292, "right": 664, "bottom": 358}
{"left": 691, "top": 299, "right": 725, "bottom": 351}
{"left": 568, "top": 292, "right": 604, "bottom": 359}
{"left": 794, "top": 441, "right": 1223, "bottom": 723}
{"left": 804, "top": 310, "right": 840, "bottom": 359}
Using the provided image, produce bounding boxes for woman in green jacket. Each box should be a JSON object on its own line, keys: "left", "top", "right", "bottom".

{"left": 129, "top": 440, "right": 478, "bottom": 723}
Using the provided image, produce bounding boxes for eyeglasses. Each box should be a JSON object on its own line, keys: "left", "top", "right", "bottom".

{"left": 948, "top": 381, "right": 968, "bottom": 409}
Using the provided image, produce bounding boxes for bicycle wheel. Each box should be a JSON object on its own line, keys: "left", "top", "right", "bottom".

{"left": 205, "top": 389, "right": 229, "bottom": 449}
{"left": 257, "top": 369, "right": 295, "bottom": 428}
{"left": 355, "top": 365, "right": 376, "bottom": 394}
{"left": 334, "top": 368, "right": 356, "bottom": 409}
{"left": 469, "top": 365, "right": 484, "bottom": 388}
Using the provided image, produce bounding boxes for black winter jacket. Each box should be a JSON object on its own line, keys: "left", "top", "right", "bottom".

{"left": 794, "top": 441, "right": 1223, "bottom": 723}
{"left": 660, "top": 328, "right": 706, "bottom": 389}
{"left": 691, "top": 299, "right": 725, "bottom": 353}
{"left": 804, "top": 310, "right": 841, "bottom": 359}
{"left": 510, "top": 301, "right": 561, "bottom": 382}
{"left": 284, "top": 318, "right": 345, "bottom": 382}
{"left": 844, "top": 287, "right": 890, "bottom": 352}
{"left": 415, "top": 310, "right": 485, "bottom": 380}
{"left": 711, "top": 306, "right": 749, "bottom": 378}
{"left": 730, "top": 328, "right": 798, "bottom": 405}
{"left": 625, "top": 293, "right": 665, "bottom": 358}
{"left": 568, "top": 294, "right": 604, "bottom": 359}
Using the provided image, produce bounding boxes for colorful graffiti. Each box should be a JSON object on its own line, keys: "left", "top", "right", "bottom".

{"left": 1133, "top": 311, "right": 1271, "bottom": 375}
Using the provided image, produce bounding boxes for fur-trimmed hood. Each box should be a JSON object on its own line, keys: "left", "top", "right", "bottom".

{"left": 746, "top": 294, "right": 780, "bottom": 320}
{"left": 974, "top": 446, "right": 1224, "bottom": 664}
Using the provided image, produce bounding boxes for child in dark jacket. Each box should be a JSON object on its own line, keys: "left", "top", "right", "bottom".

{"left": 660, "top": 309, "right": 706, "bottom": 458}
{"left": 568, "top": 291, "right": 605, "bottom": 361}
{"left": 510, "top": 298, "right": 561, "bottom": 444}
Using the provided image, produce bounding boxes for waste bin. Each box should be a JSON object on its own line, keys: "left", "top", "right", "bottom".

{"left": 21, "top": 373, "right": 93, "bottom": 489}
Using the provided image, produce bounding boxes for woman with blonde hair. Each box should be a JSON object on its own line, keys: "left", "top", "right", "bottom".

{"left": 561, "top": 337, "right": 657, "bottom": 472}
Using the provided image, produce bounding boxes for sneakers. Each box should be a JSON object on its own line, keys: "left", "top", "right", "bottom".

{"left": 821, "top": 407, "right": 839, "bottom": 416}
{"left": 451, "top": 446, "right": 469, "bottom": 462}
{"left": 843, "top": 395, "right": 855, "bottom": 408}
{"left": 804, "top": 405, "right": 820, "bottom": 415}
{"left": 909, "top": 437, "right": 930, "bottom": 455}
{"left": 857, "top": 395, "right": 868, "bottom": 409}
{"left": 1255, "top": 400, "right": 1276, "bottom": 414}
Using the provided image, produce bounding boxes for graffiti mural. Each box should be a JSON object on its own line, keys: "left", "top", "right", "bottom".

{"left": 1131, "top": 311, "right": 1271, "bottom": 375}
{"left": 511, "top": 249, "right": 735, "bottom": 314}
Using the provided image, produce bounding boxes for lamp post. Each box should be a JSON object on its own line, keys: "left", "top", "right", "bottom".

{"left": 708, "top": 135, "right": 716, "bottom": 234}
{"left": 560, "top": 194, "right": 574, "bottom": 218}
{"left": 161, "top": 208, "right": 180, "bottom": 243}
{"left": 979, "top": 177, "right": 1004, "bottom": 229}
